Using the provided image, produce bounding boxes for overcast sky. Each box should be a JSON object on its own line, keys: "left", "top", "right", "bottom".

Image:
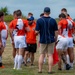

{"left": 0, "top": 0, "right": 75, "bottom": 19}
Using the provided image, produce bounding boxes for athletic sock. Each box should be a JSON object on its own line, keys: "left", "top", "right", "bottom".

{"left": 44, "top": 58, "right": 46, "bottom": 63}
{"left": 22, "top": 58, "right": 24, "bottom": 63}
{"left": 27, "top": 58, "right": 31, "bottom": 63}
{"left": 70, "top": 62, "right": 73, "bottom": 68}
{"left": 14, "top": 54, "right": 18, "bottom": 69}
{"left": 63, "top": 63, "right": 66, "bottom": 69}
{"left": 17, "top": 55, "right": 23, "bottom": 69}
{"left": 66, "top": 54, "right": 70, "bottom": 65}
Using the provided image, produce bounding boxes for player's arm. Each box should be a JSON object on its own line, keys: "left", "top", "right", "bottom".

{"left": 24, "top": 20, "right": 30, "bottom": 32}
{"left": 58, "top": 25, "right": 61, "bottom": 34}
{"left": 25, "top": 26, "right": 30, "bottom": 32}
{"left": 55, "top": 30, "right": 58, "bottom": 42}
{"left": 9, "top": 28, "right": 14, "bottom": 40}
{"left": 73, "top": 22, "right": 75, "bottom": 34}
{"left": 54, "top": 20, "right": 58, "bottom": 42}
{"left": 35, "top": 19, "right": 40, "bottom": 35}
{"left": 0, "top": 25, "right": 5, "bottom": 48}
{"left": 9, "top": 22, "right": 14, "bottom": 43}
{"left": 0, "top": 31, "right": 2, "bottom": 48}
{"left": 58, "top": 21, "right": 62, "bottom": 35}
{"left": 35, "top": 31, "right": 39, "bottom": 35}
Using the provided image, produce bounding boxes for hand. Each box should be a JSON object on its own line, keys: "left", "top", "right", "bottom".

{"left": 55, "top": 40, "right": 59, "bottom": 46}
{"left": 11, "top": 37, "right": 14, "bottom": 44}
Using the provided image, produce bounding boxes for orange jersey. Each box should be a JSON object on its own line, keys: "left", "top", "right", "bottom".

{"left": 26, "top": 22, "right": 36, "bottom": 44}
{"left": 58, "top": 19, "right": 68, "bottom": 37}
{"left": 58, "top": 18, "right": 75, "bottom": 37}
{"left": 9, "top": 19, "right": 28, "bottom": 36}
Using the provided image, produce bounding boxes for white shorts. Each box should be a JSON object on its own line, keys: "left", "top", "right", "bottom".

{"left": 2, "top": 38, "right": 6, "bottom": 47}
{"left": 14, "top": 36, "right": 27, "bottom": 48}
{"left": 56, "top": 35, "right": 68, "bottom": 51}
{"left": 67, "top": 37, "right": 74, "bottom": 48}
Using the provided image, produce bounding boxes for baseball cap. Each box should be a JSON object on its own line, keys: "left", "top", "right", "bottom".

{"left": 27, "top": 16, "right": 34, "bottom": 21}
{"left": 44, "top": 7, "right": 50, "bottom": 13}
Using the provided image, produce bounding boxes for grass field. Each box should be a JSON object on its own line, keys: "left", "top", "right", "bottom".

{"left": 0, "top": 36, "right": 75, "bottom": 75}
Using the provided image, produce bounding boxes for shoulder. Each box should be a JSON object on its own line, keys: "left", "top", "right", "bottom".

{"left": 37, "top": 18, "right": 42, "bottom": 22}
{"left": 0, "top": 22, "right": 6, "bottom": 29}
{"left": 22, "top": 19, "right": 28, "bottom": 24}
{"left": 36, "top": 18, "right": 43, "bottom": 25}
{"left": 50, "top": 17, "right": 56, "bottom": 22}
{"left": 10, "top": 19, "right": 17, "bottom": 24}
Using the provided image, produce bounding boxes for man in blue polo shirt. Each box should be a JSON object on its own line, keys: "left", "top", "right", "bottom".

{"left": 35, "top": 7, "right": 58, "bottom": 74}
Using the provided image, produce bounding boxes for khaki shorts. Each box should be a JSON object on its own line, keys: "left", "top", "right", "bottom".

{"left": 40, "top": 42, "right": 55, "bottom": 54}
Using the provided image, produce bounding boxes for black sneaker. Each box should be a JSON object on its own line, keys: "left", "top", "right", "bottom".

{"left": 0, "top": 63, "right": 2, "bottom": 67}
{"left": 24, "top": 64, "right": 27, "bottom": 66}
{"left": 38, "top": 71, "right": 42, "bottom": 73}
{"left": 31, "top": 64, "right": 34, "bottom": 66}
{"left": 58, "top": 68, "right": 62, "bottom": 71}
{"left": 66, "top": 64, "right": 71, "bottom": 70}
{"left": 48, "top": 71, "right": 55, "bottom": 74}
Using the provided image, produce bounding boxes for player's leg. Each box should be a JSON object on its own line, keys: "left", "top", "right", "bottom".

{"left": 67, "top": 37, "right": 74, "bottom": 68}
{"left": 30, "top": 44, "right": 37, "bottom": 65}
{"left": 48, "top": 43, "right": 55, "bottom": 73}
{"left": 24, "top": 44, "right": 30, "bottom": 66}
{"left": 38, "top": 44, "right": 46, "bottom": 72}
{"left": 17, "top": 48, "right": 24, "bottom": 70}
{"left": 0, "top": 39, "right": 6, "bottom": 68}
{"left": 12, "top": 43, "right": 16, "bottom": 60}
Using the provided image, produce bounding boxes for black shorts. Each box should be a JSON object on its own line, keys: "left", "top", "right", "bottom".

{"left": 26, "top": 43, "right": 37, "bottom": 53}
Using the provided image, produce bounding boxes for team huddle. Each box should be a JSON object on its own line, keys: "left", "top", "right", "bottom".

{"left": 0, "top": 7, "right": 75, "bottom": 74}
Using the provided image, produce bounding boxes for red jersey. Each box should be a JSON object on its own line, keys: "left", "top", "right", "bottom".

{"left": 9, "top": 19, "right": 28, "bottom": 36}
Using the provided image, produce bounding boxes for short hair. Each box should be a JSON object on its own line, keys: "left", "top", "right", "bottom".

{"left": 67, "top": 14, "right": 70, "bottom": 17}
{"left": 61, "top": 8, "right": 67, "bottom": 12}
{"left": 13, "top": 10, "right": 17, "bottom": 15}
{"left": 59, "top": 13, "right": 66, "bottom": 18}
{"left": 0, "top": 11, "right": 4, "bottom": 17}
{"left": 28, "top": 12, "right": 33, "bottom": 16}
{"left": 16, "top": 10, "right": 22, "bottom": 16}
{"left": 40, "top": 13, "right": 44, "bottom": 17}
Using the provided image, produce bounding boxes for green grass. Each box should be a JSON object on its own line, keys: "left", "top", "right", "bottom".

{"left": 0, "top": 36, "right": 75, "bottom": 75}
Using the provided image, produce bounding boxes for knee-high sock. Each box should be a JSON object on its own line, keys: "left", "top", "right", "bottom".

{"left": 66, "top": 54, "right": 70, "bottom": 65}
{"left": 17, "top": 55, "right": 23, "bottom": 69}
{"left": 14, "top": 54, "right": 18, "bottom": 68}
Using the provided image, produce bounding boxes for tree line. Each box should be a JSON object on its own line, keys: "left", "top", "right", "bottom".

{"left": 0, "top": 7, "right": 75, "bottom": 22}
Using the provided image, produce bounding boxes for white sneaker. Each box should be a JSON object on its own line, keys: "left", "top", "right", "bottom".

{"left": 27, "top": 58, "right": 31, "bottom": 63}
{"left": 13, "top": 67, "right": 16, "bottom": 70}
{"left": 63, "top": 63, "right": 66, "bottom": 70}
{"left": 70, "top": 67, "right": 73, "bottom": 70}
{"left": 17, "top": 68, "right": 22, "bottom": 70}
